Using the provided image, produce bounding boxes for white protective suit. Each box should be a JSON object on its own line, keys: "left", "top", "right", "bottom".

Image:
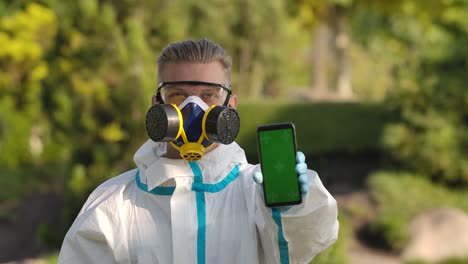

{"left": 58, "top": 140, "right": 339, "bottom": 264}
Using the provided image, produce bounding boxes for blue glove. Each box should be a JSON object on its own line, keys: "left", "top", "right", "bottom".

{"left": 253, "top": 151, "right": 309, "bottom": 196}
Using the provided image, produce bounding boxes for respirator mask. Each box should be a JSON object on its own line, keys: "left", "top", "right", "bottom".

{"left": 145, "top": 81, "right": 240, "bottom": 161}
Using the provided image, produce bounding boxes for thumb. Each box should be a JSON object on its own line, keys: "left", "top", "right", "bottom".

{"left": 253, "top": 171, "right": 263, "bottom": 184}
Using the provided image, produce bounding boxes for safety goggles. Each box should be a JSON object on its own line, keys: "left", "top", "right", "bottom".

{"left": 156, "top": 81, "right": 232, "bottom": 106}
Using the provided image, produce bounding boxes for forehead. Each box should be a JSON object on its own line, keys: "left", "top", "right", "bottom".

{"left": 159, "top": 62, "right": 228, "bottom": 84}
{"left": 163, "top": 84, "right": 222, "bottom": 92}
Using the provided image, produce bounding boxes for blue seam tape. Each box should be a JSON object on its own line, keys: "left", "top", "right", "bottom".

{"left": 272, "top": 208, "right": 290, "bottom": 264}
{"left": 191, "top": 165, "right": 240, "bottom": 193}
{"left": 189, "top": 162, "right": 206, "bottom": 264}
{"left": 135, "top": 170, "right": 175, "bottom": 196}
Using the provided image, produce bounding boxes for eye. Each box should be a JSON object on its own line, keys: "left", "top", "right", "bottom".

{"left": 168, "top": 92, "right": 187, "bottom": 98}
{"left": 201, "top": 92, "right": 218, "bottom": 99}
{"left": 200, "top": 92, "right": 221, "bottom": 103}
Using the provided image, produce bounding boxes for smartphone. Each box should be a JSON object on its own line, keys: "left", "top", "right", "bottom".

{"left": 256, "top": 122, "right": 302, "bottom": 207}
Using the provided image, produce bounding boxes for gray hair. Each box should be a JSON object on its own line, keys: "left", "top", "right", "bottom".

{"left": 157, "top": 39, "right": 232, "bottom": 82}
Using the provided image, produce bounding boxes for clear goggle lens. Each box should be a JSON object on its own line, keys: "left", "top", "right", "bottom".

{"left": 159, "top": 85, "right": 228, "bottom": 106}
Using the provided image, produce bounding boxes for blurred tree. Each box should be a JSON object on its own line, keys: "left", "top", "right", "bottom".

{"left": 289, "top": 0, "right": 355, "bottom": 100}
{"left": 147, "top": 0, "right": 309, "bottom": 98}
{"left": 0, "top": 3, "right": 58, "bottom": 200}
{"left": 356, "top": 0, "right": 468, "bottom": 185}
{"left": 38, "top": 0, "right": 162, "bottom": 226}
{"left": 289, "top": 0, "right": 415, "bottom": 100}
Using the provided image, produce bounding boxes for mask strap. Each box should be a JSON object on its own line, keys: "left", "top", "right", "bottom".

{"left": 222, "top": 93, "right": 231, "bottom": 107}
{"left": 156, "top": 91, "right": 165, "bottom": 104}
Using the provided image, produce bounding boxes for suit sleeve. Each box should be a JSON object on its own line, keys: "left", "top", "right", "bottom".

{"left": 58, "top": 185, "right": 130, "bottom": 264}
{"left": 253, "top": 168, "right": 339, "bottom": 264}
{"left": 58, "top": 203, "right": 116, "bottom": 263}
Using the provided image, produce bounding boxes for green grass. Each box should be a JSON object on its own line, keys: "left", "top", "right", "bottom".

{"left": 38, "top": 251, "right": 59, "bottom": 264}
{"left": 407, "top": 258, "right": 468, "bottom": 264}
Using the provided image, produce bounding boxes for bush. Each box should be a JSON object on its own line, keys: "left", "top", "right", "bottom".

{"left": 379, "top": 9, "right": 468, "bottom": 185}
{"left": 367, "top": 171, "right": 468, "bottom": 251}
{"left": 237, "top": 100, "right": 387, "bottom": 157}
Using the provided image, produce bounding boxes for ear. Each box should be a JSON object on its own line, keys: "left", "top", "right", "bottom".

{"left": 228, "top": 94, "right": 238, "bottom": 109}
{"left": 151, "top": 95, "right": 159, "bottom": 106}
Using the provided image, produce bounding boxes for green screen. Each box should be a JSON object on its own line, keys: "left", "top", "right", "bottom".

{"left": 258, "top": 127, "right": 300, "bottom": 206}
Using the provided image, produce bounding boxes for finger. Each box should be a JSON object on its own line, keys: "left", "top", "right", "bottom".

{"left": 296, "top": 162, "right": 307, "bottom": 174}
{"left": 296, "top": 151, "right": 306, "bottom": 163}
{"left": 301, "top": 183, "right": 309, "bottom": 195}
{"left": 298, "top": 173, "right": 308, "bottom": 185}
{"left": 253, "top": 172, "right": 263, "bottom": 184}
{"left": 299, "top": 173, "right": 309, "bottom": 195}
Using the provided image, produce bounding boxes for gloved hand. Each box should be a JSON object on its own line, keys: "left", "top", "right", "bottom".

{"left": 253, "top": 151, "right": 309, "bottom": 196}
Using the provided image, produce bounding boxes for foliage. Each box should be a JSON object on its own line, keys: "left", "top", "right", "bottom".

{"left": 354, "top": 1, "right": 468, "bottom": 185}
{"left": 0, "top": 3, "right": 57, "bottom": 169}
{"left": 237, "top": 100, "right": 387, "bottom": 157}
{"left": 368, "top": 171, "right": 468, "bottom": 251}
{"left": 37, "top": 222, "right": 63, "bottom": 248}
{"left": 175, "top": 0, "right": 311, "bottom": 97}
{"left": 39, "top": 251, "right": 59, "bottom": 264}
{"left": 352, "top": 0, "right": 468, "bottom": 259}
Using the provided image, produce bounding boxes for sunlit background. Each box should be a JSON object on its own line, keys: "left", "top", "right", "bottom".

{"left": 1, "top": 0, "right": 468, "bottom": 263}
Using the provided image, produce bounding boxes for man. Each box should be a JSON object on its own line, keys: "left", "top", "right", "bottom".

{"left": 58, "top": 39, "right": 338, "bottom": 264}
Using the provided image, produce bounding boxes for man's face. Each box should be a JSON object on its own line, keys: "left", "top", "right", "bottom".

{"left": 156, "top": 62, "right": 237, "bottom": 108}
{"left": 154, "top": 62, "right": 238, "bottom": 158}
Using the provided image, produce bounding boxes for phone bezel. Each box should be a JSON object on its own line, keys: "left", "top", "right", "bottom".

{"left": 256, "top": 122, "right": 302, "bottom": 207}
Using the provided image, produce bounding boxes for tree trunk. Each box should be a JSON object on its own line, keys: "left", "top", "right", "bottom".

{"left": 311, "top": 22, "right": 330, "bottom": 97}
{"left": 249, "top": 60, "right": 264, "bottom": 98}
{"left": 333, "top": 6, "right": 352, "bottom": 99}
{"left": 238, "top": 40, "right": 252, "bottom": 97}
